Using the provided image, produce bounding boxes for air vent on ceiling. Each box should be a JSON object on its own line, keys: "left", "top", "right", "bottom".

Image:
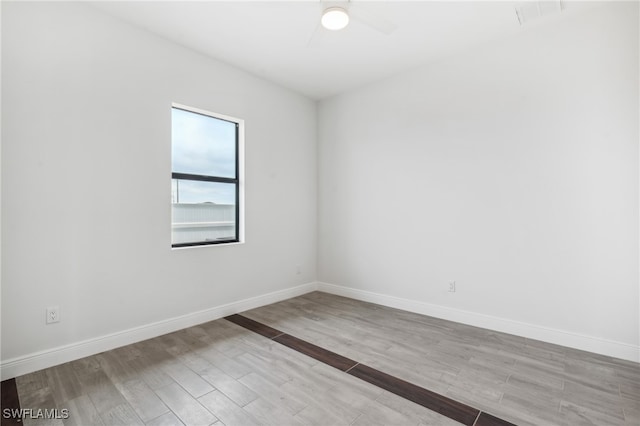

{"left": 515, "top": 1, "right": 563, "bottom": 25}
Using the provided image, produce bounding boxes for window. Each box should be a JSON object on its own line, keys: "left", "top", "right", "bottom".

{"left": 171, "top": 104, "right": 243, "bottom": 247}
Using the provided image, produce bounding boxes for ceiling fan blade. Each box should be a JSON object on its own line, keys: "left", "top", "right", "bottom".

{"left": 349, "top": 3, "right": 397, "bottom": 35}
{"left": 307, "top": 21, "right": 326, "bottom": 47}
{"left": 307, "top": 0, "right": 328, "bottom": 47}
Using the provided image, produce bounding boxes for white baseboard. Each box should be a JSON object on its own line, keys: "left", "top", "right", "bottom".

{"left": 3, "top": 280, "right": 636, "bottom": 380}
{"left": 317, "top": 282, "right": 640, "bottom": 363}
{"left": 0, "top": 282, "right": 318, "bottom": 380}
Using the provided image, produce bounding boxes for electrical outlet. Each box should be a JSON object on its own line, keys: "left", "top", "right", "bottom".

{"left": 448, "top": 281, "right": 456, "bottom": 292}
{"left": 46, "top": 306, "right": 60, "bottom": 324}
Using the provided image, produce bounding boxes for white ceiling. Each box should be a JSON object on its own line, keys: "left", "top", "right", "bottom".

{"left": 91, "top": 1, "right": 598, "bottom": 100}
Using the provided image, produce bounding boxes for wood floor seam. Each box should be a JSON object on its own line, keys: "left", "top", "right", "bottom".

{"left": 344, "top": 362, "right": 360, "bottom": 374}
{"left": 472, "top": 411, "right": 482, "bottom": 426}
{"left": 475, "top": 411, "right": 519, "bottom": 426}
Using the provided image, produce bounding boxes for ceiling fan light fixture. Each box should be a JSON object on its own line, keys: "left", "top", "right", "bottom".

{"left": 321, "top": 7, "right": 350, "bottom": 31}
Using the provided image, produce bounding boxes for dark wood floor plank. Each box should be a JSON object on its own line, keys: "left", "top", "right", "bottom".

{"left": 273, "top": 333, "right": 358, "bottom": 372}
{"left": 224, "top": 314, "right": 283, "bottom": 339}
{"left": 475, "top": 411, "right": 517, "bottom": 426}
{"left": 1, "top": 379, "right": 22, "bottom": 426}
{"left": 347, "top": 363, "right": 480, "bottom": 426}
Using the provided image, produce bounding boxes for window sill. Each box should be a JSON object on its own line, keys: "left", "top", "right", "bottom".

{"left": 171, "top": 240, "right": 244, "bottom": 250}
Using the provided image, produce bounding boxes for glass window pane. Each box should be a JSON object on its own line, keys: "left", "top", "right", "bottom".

{"left": 172, "top": 107, "right": 236, "bottom": 178}
{"left": 171, "top": 180, "right": 237, "bottom": 245}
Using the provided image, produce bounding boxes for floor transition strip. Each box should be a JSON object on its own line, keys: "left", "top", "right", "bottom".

{"left": 225, "top": 313, "right": 516, "bottom": 426}
{"left": 1, "top": 378, "right": 22, "bottom": 426}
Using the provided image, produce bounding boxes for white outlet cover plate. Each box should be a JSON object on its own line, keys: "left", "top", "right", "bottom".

{"left": 46, "top": 306, "right": 60, "bottom": 324}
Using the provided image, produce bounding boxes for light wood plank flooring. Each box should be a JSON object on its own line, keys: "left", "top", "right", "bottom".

{"left": 11, "top": 292, "right": 640, "bottom": 426}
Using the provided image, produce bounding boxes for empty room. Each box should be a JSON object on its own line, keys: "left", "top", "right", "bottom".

{"left": 1, "top": 1, "right": 638, "bottom": 425}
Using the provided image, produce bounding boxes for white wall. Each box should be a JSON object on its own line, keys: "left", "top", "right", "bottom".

{"left": 318, "top": 3, "right": 639, "bottom": 360}
{"left": 1, "top": 2, "right": 317, "bottom": 376}
{"left": 2, "top": 1, "right": 638, "bottom": 379}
